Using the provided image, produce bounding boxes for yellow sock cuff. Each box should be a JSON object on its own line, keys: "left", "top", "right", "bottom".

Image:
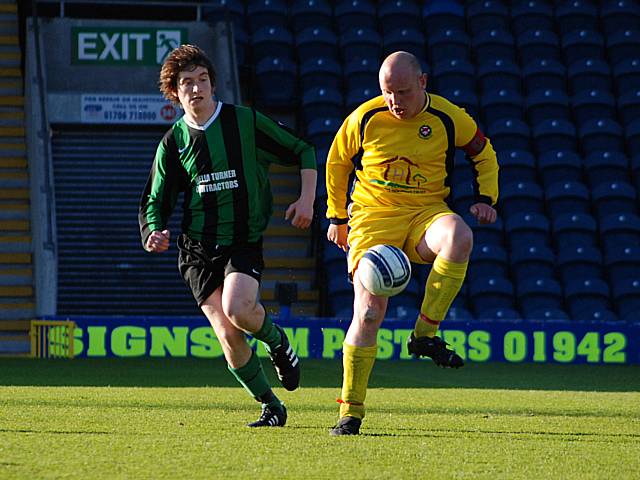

{"left": 343, "top": 342, "right": 378, "bottom": 358}
{"left": 432, "top": 256, "right": 468, "bottom": 279}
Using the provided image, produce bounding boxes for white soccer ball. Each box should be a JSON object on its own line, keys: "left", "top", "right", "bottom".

{"left": 358, "top": 244, "right": 411, "bottom": 297}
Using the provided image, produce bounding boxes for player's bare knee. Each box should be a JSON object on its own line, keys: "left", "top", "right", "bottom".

{"left": 222, "top": 296, "right": 257, "bottom": 327}
{"left": 441, "top": 219, "right": 473, "bottom": 259}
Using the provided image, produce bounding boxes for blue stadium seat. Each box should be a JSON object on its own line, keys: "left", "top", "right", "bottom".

{"left": 254, "top": 56, "right": 297, "bottom": 107}
{"left": 618, "top": 89, "right": 640, "bottom": 127}
{"left": 517, "top": 29, "right": 561, "bottom": 66}
{"left": 545, "top": 180, "right": 591, "bottom": 218}
{"left": 466, "top": 214, "right": 505, "bottom": 246}
{"left": 525, "top": 88, "right": 571, "bottom": 124}
{"left": 449, "top": 181, "right": 475, "bottom": 214}
{"left": 571, "top": 89, "right": 617, "bottom": 126}
{"left": 251, "top": 26, "right": 294, "bottom": 61}
{"left": 466, "top": 0, "right": 509, "bottom": 36}
{"left": 299, "top": 57, "right": 342, "bottom": 91}
{"left": 626, "top": 119, "right": 640, "bottom": 155}
{"left": 578, "top": 119, "right": 625, "bottom": 154}
{"left": 449, "top": 152, "right": 472, "bottom": 186}
{"left": 564, "top": 277, "right": 612, "bottom": 318}
{"left": 378, "top": 0, "right": 422, "bottom": 34}
{"left": 295, "top": 26, "right": 338, "bottom": 60}
{"left": 607, "top": 29, "right": 640, "bottom": 65}
{"left": 477, "top": 58, "right": 522, "bottom": 95}
{"left": 202, "top": 0, "right": 246, "bottom": 31}
{"left": 567, "top": 58, "right": 612, "bottom": 95}
{"left": 511, "top": 1, "right": 554, "bottom": 36}
{"left": 554, "top": 0, "right": 598, "bottom": 37}
{"left": 446, "top": 306, "right": 475, "bottom": 321}
{"left": 500, "top": 180, "right": 545, "bottom": 219}
{"left": 613, "top": 58, "right": 640, "bottom": 96}
{"left": 524, "top": 307, "right": 570, "bottom": 321}
{"left": 517, "top": 277, "right": 563, "bottom": 315}
{"left": 561, "top": 29, "right": 605, "bottom": 66}
{"left": 633, "top": 154, "right": 640, "bottom": 193}
{"left": 468, "top": 243, "right": 509, "bottom": 282}
{"left": 584, "top": 151, "right": 630, "bottom": 187}
{"left": 556, "top": 245, "right": 603, "bottom": 285}
{"left": 334, "top": 0, "right": 377, "bottom": 34}
{"left": 612, "top": 274, "right": 640, "bottom": 321}
{"left": 604, "top": 244, "right": 640, "bottom": 284}
{"left": 592, "top": 180, "right": 638, "bottom": 219}
{"left": 522, "top": 58, "right": 566, "bottom": 94}
{"left": 345, "top": 86, "right": 377, "bottom": 113}
{"left": 481, "top": 88, "right": 524, "bottom": 125}
{"left": 599, "top": 212, "right": 640, "bottom": 251}
{"left": 343, "top": 57, "right": 379, "bottom": 92}
{"left": 505, "top": 212, "right": 550, "bottom": 248}
{"left": 571, "top": 307, "right": 619, "bottom": 322}
{"left": 600, "top": 0, "right": 640, "bottom": 36}
{"left": 428, "top": 27, "right": 471, "bottom": 64}
{"left": 232, "top": 26, "right": 249, "bottom": 66}
{"left": 423, "top": 1, "right": 466, "bottom": 34}
{"left": 531, "top": 119, "right": 577, "bottom": 154}
{"left": 552, "top": 212, "right": 598, "bottom": 250}
{"left": 383, "top": 27, "right": 427, "bottom": 59}
{"left": 477, "top": 307, "right": 522, "bottom": 321}
{"left": 472, "top": 28, "right": 517, "bottom": 63}
{"left": 510, "top": 244, "right": 556, "bottom": 284}
{"left": 432, "top": 58, "right": 476, "bottom": 93}
{"left": 340, "top": 28, "right": 382, "bottom": 64}
{"left": 387, "top": 278, "right": 422, "bottom": 313}
{"left": 301, "top": 87, "right": 344, "bottom": 123}
{"left": 497, "top": 149, "right": 536, "bottom": 184}
{"left": 537, "top": 150, "right": 583, "bottom": 188}
{"left": 306, "top": 117, "right": 342, "bottom": 151}
{"left": 468, "top": 276, "right": 515, "bottom": 315}
{"left": 439, "top": 88, "right": 479, "bottom": 120}
{"left": 316, "top": 162, "right": 327, "bottom": 198}
{"left": 290, "top": 0, "right": 332, "bottom": 32}
{"left": 246, "top": 0, "right": 288, "bottom": 33}
{"left": 487, "top": 118, "right": 530, "bottom": 151}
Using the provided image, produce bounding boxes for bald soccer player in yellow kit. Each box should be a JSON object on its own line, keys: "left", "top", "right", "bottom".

{"left": 326, "top": 51, "right": 499, "bottom": 435}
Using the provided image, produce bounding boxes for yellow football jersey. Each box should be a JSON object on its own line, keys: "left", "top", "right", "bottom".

{"left": 326, "top": 93, "right": 499, "bottom": 220}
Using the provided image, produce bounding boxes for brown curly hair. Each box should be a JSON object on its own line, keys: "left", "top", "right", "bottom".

{"left": 158, "top": 44, "right": 217, "bottom": 105}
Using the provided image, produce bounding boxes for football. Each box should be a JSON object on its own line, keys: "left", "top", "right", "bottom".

{"left": 358, "top": 244, "right": 411, "bottom": 297}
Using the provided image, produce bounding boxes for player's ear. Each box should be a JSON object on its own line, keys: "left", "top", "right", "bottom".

{"left": 419, "top": 73, "right": 427, "bottom": 90}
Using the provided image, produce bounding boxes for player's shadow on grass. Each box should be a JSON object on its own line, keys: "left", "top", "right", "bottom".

{"left": 0, "top": 358, "right": 638, "bottom": 392}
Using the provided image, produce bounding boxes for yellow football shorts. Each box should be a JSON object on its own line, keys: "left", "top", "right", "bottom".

{"left": 347, "top": 202, "right": 455, "bottom": 273}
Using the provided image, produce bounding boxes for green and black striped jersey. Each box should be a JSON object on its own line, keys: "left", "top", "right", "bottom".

{"left": 139, "top": 102, "right": 316, "bottom": 246}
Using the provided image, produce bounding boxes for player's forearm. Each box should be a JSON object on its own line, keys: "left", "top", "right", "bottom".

{"left": 299, "top": 168, "right": 317, "bottom": 203}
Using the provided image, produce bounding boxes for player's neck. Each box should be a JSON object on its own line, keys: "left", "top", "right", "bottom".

{"left": 184, "top": 99, "right": 218, "bottom": 127}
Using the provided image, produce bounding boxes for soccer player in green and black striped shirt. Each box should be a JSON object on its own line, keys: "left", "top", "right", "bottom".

{"left": 139, "top": 45, "right": 317, "bottom": 427}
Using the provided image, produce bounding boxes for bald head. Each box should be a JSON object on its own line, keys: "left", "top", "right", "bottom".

{"left": 379, "top": 51, "right": 423, "bottom": 80}
{"left": 378, "top": 51, "right": 427, "bottom": 119}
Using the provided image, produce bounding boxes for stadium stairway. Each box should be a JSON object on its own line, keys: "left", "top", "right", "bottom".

{"left": 262, "top": 163, "right": 319, "bottom": 317}
{"left": 0, "top": 0, "right": 32, "bottom": 355}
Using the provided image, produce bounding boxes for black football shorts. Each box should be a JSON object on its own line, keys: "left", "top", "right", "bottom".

{"left": 177, "top": 234, "right": 264, "bottom": 306}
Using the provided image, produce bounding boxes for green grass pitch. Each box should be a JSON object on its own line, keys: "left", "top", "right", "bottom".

{"left": 1, "top": 358, "right": 639, "bottom": 479}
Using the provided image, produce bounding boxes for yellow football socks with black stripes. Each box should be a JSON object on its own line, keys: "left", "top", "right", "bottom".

{"left": 414, "top": 255, "right": 468, "bottom": 338}
{"left": 339, "top": 343, "right": 378, "bottom": 419}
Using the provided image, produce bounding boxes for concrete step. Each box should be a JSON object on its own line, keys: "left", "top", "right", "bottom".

{"left": 0, "top": 252, "right": 31, "bottom": 263}
{"left": 264, "top": 256, "right": 314, "bottom": 269}
{"left": 0, "top": 187, "right": 27, "bottom": 199}
{"left": 260, "top": 288, "right": 318, "bottom": 302}
{"left": 0, "top": 156, "right": 25, "bottom": 168}
{"left": 0, "top": 67, "right": 20, "bottom": 77}
{"left": 0, "top": 285, "right": 33, "bottom": 296}
{"left": 0, "top": 219, "right": 28, "bottom": 231}
{"left": 0, "top": 319, "right": 31, "bottom": 331}
{"left": 0, "top": 4, "right": 17, "bottom": 14}
{"left": 263, "top": 302, "right": 319, "bottom": 317}
{"left": 264, "top": 224, "right": 311, "bottom": 237}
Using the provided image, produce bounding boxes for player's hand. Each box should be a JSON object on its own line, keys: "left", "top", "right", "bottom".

{"left": 145, "top": 229, "right": 170, "bottom": 253}
{"left": 285, "top": 196, "right": 314, "bottom": 229}
{"left": 327, "top": 223, "right": 348, "bottom": 252}
{"left": 469, "top": 203, "right": 497, "bottom": 225}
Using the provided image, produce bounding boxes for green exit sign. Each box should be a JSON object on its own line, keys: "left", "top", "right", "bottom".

{"left": 72, "top": 27, "right": 188, "bottom": 65}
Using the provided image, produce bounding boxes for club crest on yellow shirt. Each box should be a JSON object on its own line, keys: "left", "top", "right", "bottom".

{"left": 418, "top": 124, "right": 432, "bottom": 139}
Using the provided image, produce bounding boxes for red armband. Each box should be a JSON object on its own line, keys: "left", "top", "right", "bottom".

{"left": 462, "top": 128, "right": 487, "bottom": 157}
